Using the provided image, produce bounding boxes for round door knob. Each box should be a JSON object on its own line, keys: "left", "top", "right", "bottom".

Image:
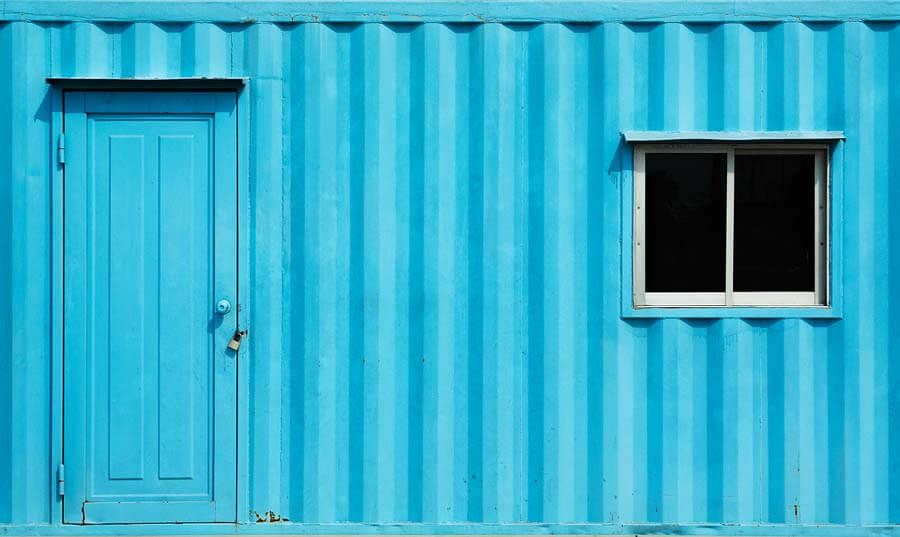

{"left": 216, "top": 299, "right": 232, "bottom": 315}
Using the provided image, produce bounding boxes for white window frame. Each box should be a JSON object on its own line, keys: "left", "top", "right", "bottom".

{"left": 633, "top": 143, "right": 829, "bottom": 308}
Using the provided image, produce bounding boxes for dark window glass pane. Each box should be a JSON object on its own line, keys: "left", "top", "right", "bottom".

{"left": 734, "top": 154, "right": 815, "bottom": 292}
{"left": 645, "top": 153, "right": 726, "bottom": 292}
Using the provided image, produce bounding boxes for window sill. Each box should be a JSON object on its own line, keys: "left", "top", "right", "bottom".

{"left": 622, "top": 305, "right": 841, "bottom": 319}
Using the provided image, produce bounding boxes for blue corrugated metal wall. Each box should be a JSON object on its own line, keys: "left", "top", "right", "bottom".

{"left": 0, "top": 17, "right": 898, "bottom": 530}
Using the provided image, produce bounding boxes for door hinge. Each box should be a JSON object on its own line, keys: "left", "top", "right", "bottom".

{"left": 57, "top": 133, "right": 65, "bottom": 166}
{"left": 56, "top": 463, "right": 65, "bottom": 497}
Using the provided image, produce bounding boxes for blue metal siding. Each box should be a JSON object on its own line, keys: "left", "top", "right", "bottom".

{"left": 0, "top": 16, "right": 898, "bottom": 532}
{"left": 0, "top": 20, "right": 53, "bottom": 525}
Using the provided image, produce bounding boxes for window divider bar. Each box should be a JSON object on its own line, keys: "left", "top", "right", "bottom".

{"left": 725, "top": 148, "right": 735, "bottom": 306}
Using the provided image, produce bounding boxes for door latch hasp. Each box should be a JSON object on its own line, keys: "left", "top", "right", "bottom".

{"left": 57, "top": 463, "right": 65, "bottom": 496}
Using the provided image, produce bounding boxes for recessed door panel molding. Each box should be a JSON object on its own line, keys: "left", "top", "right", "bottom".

{"left": 63, "top": 91, "right": 238, "bottom": 524}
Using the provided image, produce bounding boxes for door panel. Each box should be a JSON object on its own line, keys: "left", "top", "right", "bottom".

{"left": 91, "top": 117, "right": 212, "bottom": 500}
{"left": 63, "top": 92, "right": 237, "bottom": 524}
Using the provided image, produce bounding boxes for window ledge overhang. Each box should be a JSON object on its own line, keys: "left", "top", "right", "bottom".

{"left": 622, "top": 130, "right": 845, "bottom": 143}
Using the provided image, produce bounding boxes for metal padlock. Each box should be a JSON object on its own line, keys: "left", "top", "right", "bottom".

{"left": 227, "top": 329, "right": 247, "bottom": 352}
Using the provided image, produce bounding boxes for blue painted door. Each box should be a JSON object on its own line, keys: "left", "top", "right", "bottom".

{"left": 63, "top": 92, "right": 238, "bottom": 524}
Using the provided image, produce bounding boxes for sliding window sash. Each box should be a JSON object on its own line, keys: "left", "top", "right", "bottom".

{"left": 633, "top": 144, "right": 828, "bottom": 308}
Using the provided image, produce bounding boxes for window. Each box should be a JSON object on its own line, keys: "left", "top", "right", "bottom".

{"left": 633, "top": 144, "right": 828, "bottom": 308}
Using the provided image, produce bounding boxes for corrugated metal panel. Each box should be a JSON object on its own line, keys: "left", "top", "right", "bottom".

{"left": 0, "top": 21, "right": 53, "bottom": 525}
{"left": 0, "top": 19, "right": 898, "bottom": 529}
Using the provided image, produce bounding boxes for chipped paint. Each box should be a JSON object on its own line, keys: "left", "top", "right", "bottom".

{"left": 254, "top": 511, "right": 284, "bottom": 523}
